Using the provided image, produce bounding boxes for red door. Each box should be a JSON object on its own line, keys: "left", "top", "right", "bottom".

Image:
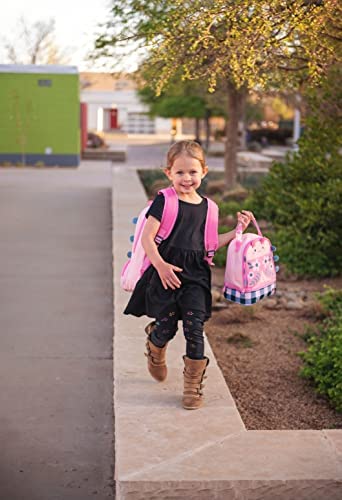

{"left": 110, "top": 109, "right": 118, "bottom": 129}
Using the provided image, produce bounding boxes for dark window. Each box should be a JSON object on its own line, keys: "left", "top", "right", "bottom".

{"left": 38, "top": 79, "right": 52, "bottom": 87}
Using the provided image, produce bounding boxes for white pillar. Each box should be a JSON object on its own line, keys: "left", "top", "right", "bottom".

{"left": 97, "top": 108, "right": 104, "bottom": 132}
{"left": 176, "top": 118, "right": 182, "bottom": 135}
{"left": 293, "top": 108, "right": 301, "bottom": 149}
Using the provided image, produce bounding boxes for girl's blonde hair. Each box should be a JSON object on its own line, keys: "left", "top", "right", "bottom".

{"left": 166, "top": 140, "right": 206, "bottom": 171}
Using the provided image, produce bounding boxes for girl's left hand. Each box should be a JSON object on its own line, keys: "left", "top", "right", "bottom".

{"left": 237, "top": 210, "right": 254, "bottom": 232}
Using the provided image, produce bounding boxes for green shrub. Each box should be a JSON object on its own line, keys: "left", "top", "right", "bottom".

{"left": 217, "top": 200, "right": 241, "bottom": 218}
{"left": 248, "top": 70, "right": 342, "bottom": 277}
{"left": 298, "top": 288, "right": 342, "bottom": 412}
{"left": 213, "top": 225, "right": 230, "bottom": 267}
{"left": 137, "top": 169, "right": 165, "bottom": 197}
{"left": 213, "top": 246, "right": 227, "bottom": 268}
{"left": 237, "top": 195, "right": 260, "bottom": 214}
{"left": 317, "top": 287, "right": 342, "bottom": 316}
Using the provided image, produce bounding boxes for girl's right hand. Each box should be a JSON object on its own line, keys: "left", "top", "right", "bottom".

{"left": 155, "top": 261, "right": 183, "bottom": 290}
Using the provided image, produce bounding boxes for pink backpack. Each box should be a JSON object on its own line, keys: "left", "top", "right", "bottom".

{"left": 224, "top": 217, "right": 279, "bottom": 305}
{"left": 121, "top": 187, "right": 219, "bottom": 292}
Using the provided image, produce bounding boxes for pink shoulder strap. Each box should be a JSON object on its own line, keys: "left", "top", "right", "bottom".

{"left": 153, "top": 190, "right": 218, "bottom": 265}
{"left": 204, "top": 198, "right": 219, "bottom": 265}
{"left": 154, "top": 187, "right": 179, "bottom": 244}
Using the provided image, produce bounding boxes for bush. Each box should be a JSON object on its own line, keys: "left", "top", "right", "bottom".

{"left": 217, "top": 201, "right": 241, "bottom": 218}
{"left": 213, "top": 225, "right": 230, "bottom": 267}
{"left": 248, "top": 70, "right": 342, "bottom": 277}
{"left": 298, "top": 288, "right": 342, "bottom": 412}
{"left": 137, "top": 169, "right": 165, "bottom": 198}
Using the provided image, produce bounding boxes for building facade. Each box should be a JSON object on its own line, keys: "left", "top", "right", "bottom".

{"left": 80, "top": 72, "right": 173, "bottom": 135}
{"left": 0, "top": 64, "right": 80, "bottom": 166}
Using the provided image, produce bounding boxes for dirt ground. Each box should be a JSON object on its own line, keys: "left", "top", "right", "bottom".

{"left": 206, "top": 267, "right": 342, "bottom": 430}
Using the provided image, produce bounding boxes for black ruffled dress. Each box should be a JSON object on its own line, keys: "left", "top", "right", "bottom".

{"left": 123, "top": 193, "right": 212, "bottom": 321}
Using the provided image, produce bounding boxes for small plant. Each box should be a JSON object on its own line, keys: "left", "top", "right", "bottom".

{"left": 226, "top": 332, "right": 255, "bottom": 348}
{"left": 293, "top": 325, "right": 317, "bottom": 343}
{"left": 297, "top": 287, "right": 342, "bottom": 412}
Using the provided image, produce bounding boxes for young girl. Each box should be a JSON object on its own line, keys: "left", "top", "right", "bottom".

{"left": 124, "top": 140, "right": 253, "bottom": 410}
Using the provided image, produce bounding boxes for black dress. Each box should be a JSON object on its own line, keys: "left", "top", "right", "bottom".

{"left": 123, "top": 193, "right": 212, "bottom": 320}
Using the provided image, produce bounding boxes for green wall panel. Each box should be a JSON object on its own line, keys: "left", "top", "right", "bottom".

{"left": 0, "top": 72, "right": 80, "bottom": 155}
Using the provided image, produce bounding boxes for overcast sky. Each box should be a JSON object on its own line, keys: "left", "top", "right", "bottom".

{"left": 0, "top": 0, "right": 133, "bottom": 71}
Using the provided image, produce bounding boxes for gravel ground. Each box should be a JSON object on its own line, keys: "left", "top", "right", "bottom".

{"left": 206, "top": 268, "right": 342, "bottom": 430}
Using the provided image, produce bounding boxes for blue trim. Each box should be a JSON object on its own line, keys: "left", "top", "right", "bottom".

{"left": 0, "top": 154, "right": 80, "bottom": 167}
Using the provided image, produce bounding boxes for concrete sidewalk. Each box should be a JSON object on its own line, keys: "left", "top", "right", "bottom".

{"left": 0, "top": 162, "right": 114, "bottom": 500}
{"left": 1, "top": 159, "right": 341, "bottom": 500}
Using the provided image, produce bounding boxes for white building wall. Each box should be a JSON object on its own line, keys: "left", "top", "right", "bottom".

{"left": 155, "top": 117, "right": 173, "bottom": 134}
{"left": 81, "top": 89, "right": 172, "bottom": 134}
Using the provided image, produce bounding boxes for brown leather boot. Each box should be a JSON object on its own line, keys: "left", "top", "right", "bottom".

{"left": 144, "top": 322, "right": 168, "bottom": 382}
{"left": 182, "top": 356, "right": 209, "bottom": 410}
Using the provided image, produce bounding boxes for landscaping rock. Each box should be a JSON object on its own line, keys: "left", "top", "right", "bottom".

{"left": 222, "top": 186, "right": 249, "bottom": 202}
{"left": 284, "top": 292, "right": 298, "bottom": 302}
{"left": 263, "top": 298, "right": 279, "bottom": 309}
{"left": 286, "top": 300, "right": 304, "bottom": 310}
{"left": 212, "top": 301, "right": 229, "bottom": 310}
{"left": 279, "top": 297, "right": 289, "bottom": 308}
{"left": 205, "top": 180, "right": 226, "bottom": 195}
{"left": 211, "top": 288, "right": 223, "bottom": 305}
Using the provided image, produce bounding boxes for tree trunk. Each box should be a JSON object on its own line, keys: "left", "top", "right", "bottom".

{"left": 239, "top": 92, "right": 247, "bottom": 151}
{"left": 204, "top": 109, "right": 211, "bottom": 153}
{"left": 224, "top": 84, "right": 245, "bottom": 189}
{"left": 194, "top": 117, "right": 200, "bottom": 143}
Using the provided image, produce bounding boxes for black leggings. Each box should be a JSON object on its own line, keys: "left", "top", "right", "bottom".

{"left": 150, "top": 307, "right": 206, "bottom": 360}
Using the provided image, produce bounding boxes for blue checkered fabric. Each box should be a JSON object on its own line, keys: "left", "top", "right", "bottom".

{"left": 224, "top": 283, "right": 276, "bottom": 305}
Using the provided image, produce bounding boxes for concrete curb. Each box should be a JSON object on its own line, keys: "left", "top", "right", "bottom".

{"left": 112, "top": 167, "right": 342, "bottom": 499}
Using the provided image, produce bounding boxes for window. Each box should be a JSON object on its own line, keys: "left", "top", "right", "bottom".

{"left": 38, "top": 79, "right": 52, "bottom": 87}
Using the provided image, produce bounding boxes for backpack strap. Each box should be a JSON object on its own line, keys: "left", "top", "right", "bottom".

{"left": 251, "top": 215, "right": 263, "bottom": 236}
{"left": 154, "top": 187, "right": 179, "bottom": 245}
{"left": 204, "top": 198, "right": 219, "bottom": 265}
{"left": 153, "top": 189, "right": 219, "bottom": 266}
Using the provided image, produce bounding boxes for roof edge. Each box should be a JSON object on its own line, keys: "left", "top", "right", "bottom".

{"left": 0, "top": 64, "right": 78, "bottom": 74}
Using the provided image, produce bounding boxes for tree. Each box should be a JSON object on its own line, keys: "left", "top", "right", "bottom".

{"left": 249, "top": 66, "right": 342, "bottom": 277}
{"left": 3, "top": 17, "right": 69, "bottom": 65}
{"left": 138, "top": 68, "right": 227, "bottom": 148}
{"left": 95, "top": 0, "right": 340, "bottom": 187}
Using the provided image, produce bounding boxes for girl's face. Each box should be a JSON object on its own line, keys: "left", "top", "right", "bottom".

{"left": 164, "top": 154, "right": 208, "bottom": 196}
